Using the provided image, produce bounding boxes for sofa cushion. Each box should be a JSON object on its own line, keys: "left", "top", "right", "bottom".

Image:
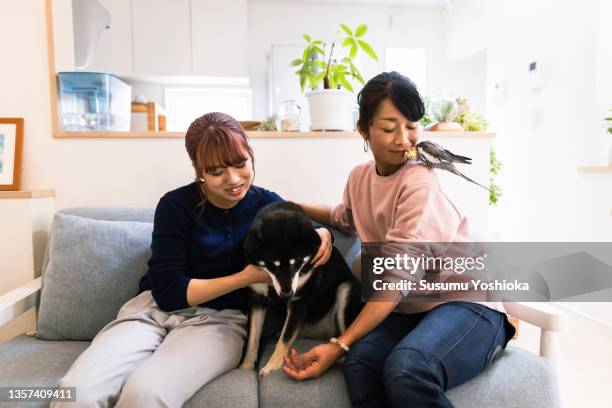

{"left": 258, "top": 340, "right": 559, "bottom": 408}
{"left": 0, "top": 335, "right": 258, "bottom": 408}
{"left": 0, "top": 335, "right": 90, "bottom": 398}
{"left": 184, "top": 369, "right": 258, "bottom": 408}
{"left": 37, "top": 214, "right": 153, "bottom": 340}
{"left": 58, "top": 206, "right": 155, "bottom": 223}
{"left": 258, "top": 339, "right": 352, "bottom": 408}
{"left": 446, "top": 346, "right": 560, "bottom": 408}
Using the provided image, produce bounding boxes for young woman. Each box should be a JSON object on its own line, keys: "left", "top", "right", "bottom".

{"left": 53, "top": 112, "right": 332, "bottom": 408}
{"left": 284, "top": 72, "right": 515, "bottom": 408}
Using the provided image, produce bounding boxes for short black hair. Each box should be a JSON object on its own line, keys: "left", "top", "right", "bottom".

{"left": 357, "top": 71, "right": 425, "bottom": 133}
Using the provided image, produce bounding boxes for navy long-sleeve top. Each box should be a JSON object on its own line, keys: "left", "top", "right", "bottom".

{"left": 138, "top": 182, "right": 282, "bottom": 312}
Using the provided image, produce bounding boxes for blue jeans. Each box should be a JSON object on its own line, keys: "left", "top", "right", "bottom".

{"left": 342, "top": 302, "right": 515, "bottom": 408}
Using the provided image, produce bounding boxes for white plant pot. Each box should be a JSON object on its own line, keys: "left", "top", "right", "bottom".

{"left": 305, "top": 89, "right": 354, "bottom": 131}
{"left": 607, "top": 142, "right": 612, "bottom": 165}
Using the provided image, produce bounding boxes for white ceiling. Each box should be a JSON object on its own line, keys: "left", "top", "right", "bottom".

{"left": 250, "top": 0, "right": 449, "bottom": 8}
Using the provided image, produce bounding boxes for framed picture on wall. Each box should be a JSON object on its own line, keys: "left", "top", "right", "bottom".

{"left": 0, "top": 118, "right": 24, "bottom": 191}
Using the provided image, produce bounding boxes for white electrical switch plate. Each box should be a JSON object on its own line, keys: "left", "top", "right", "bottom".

{"left": 527, "top": 60, "right": 542, "bottom": 90}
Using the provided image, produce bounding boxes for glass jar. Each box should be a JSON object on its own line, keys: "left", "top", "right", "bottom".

{"left": 279, "top": 100, "right": 301, "bottom": 131}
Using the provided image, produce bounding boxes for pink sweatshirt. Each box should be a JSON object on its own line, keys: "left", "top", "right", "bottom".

{"left": 331, "top": 160, "right": 501, "bottom": 314}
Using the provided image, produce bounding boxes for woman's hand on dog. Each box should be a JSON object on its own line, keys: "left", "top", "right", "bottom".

{"left": 241, "top": 264, "right": 272, "bottom": 285}
{"left": 312, "top": 228, "right": 333, "bottom": 267}
{"left": 282, "top": 345, "right": 344, "bottom": 380}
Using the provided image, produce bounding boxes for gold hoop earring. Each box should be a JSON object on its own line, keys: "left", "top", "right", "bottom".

{"left": 363, "top": 139, "right": 369, "bottom": 153}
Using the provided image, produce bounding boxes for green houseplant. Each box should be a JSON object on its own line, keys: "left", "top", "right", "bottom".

{"left": 604, "top": 109, "right": 612, "bottom": 134}
{"left": 489, "top": 147, "right": 502, "bottom": 206}
{"left": 290, "top": 24, "right": 379, "bottom": 130}
{"left": 420, "top": 95, "right": 500, "bottom": 204}
{"left": 456, "top": 98, "right": 500, "bottom": 205}
{"left": 419, "top": 96, "right": 432, "bottom": 128}
{"left": 455, "top": 97, "right": 489, "bottom": 131}
{"left": 291, "top": 24, "right": 378, "bottom": 93}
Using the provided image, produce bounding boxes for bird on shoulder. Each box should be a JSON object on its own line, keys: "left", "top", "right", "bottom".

{"left": 405, "top": 141, "right": 489, "bottom": 191}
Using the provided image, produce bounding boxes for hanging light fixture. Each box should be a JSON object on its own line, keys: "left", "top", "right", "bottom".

{"left": 72, "top": 0, "right": 111, "bottom": 69}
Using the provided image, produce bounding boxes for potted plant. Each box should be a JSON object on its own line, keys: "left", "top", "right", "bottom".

{"left": 291, "top": 24, "right": 379, "bottom": 131}
{"left": 605, "top": 109, "right": 612, "bottom": 165}
{"left": 424, "top": 96, "right": 463, "bottom": 131}
{"left": 455, "top": 97, "right": 489, "bottom": 131}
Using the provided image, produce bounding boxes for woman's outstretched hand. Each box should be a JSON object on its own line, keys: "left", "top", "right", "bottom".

{"left": 241, "top": 264, "right": 272, "bottom": 285}
{"left": 282, "top": 344, "right": 344, "bottom": 380}
{"left": 312, "top": 228, "right": 333, "bottom": 267}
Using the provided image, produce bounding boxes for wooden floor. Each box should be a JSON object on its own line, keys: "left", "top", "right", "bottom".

{"left": 510, "top": 307, "right": 612, "bottom": 407}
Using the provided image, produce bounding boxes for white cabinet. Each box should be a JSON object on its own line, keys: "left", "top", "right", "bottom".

{"left": 131, "top": 0, "right": 192, "bottom": 75}
{"left": 191, "top": 0, "right": 248, "bottom": 76}
{"left": 70, "top": 0, "right": 249, "bottom": 77}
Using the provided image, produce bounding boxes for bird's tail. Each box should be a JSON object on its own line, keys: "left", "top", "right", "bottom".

{"left": 445, "top": 150, "right": 472, "bottom": 164}
{"left": 440, "top": 163, "right": 490, "bottom": 192}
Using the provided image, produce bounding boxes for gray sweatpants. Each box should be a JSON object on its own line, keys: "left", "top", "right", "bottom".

{"left": 51, "top": 290, "right": 247, "bottom": 408}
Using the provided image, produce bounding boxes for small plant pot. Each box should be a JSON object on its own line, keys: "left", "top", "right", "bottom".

{"left": 305, "top": 89, "right": 354, "bottom": 131}
{"left": 425, "top": 121, "right": 464, "bottom": 131}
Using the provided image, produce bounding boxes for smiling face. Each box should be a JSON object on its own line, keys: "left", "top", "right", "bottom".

{"left": 202, "top": 154, "right": 254, "bottom": 209}
{"left": 184, "top": 112, "right": 256, "bottom": 209}
{"left": 359, "top": 98, "right": 422, "bottom": 176}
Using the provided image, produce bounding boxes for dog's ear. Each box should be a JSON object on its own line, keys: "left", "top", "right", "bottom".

{"left": 243, "top": 226, "right": 263, "bottom": 263}
{"left": 300, "top": 221, "right": 322, "bottom": 254}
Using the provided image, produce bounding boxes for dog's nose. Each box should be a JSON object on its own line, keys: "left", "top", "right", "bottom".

{"left": 280, "top": 291, "right": 292, "bottom": 299}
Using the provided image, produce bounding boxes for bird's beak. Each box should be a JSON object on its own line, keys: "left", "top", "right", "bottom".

{"left": 405, "top": 147, "right": 418, "bottom": 161}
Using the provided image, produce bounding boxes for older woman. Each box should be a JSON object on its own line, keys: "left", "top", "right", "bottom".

{"left": 285, "top": 72, "right": 515, "bottom": 408}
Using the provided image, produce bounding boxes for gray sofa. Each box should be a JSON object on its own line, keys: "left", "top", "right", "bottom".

{"left": 0, "top": 207, "right": 561, "bottom": 407}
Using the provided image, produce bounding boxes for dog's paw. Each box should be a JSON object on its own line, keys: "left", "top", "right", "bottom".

{"left": 258, "top": 357, "right": 284, "bottom": 377}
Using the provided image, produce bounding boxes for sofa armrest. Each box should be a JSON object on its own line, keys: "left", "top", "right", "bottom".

{"left": 503, "top": 301, "right": 567, "bottom": 369}
{"left": 0, "top": 277, "right": 41, "bottom": 326}
{"left": 503, "top": 302, "right": 567, "bottom": 332}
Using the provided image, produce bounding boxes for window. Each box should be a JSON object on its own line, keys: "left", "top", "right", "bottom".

{"left": 165, "top": 87, "right": 252, "bottom": 131}
{"left": 384, "top": 48, "right": 427, "bottom": 94}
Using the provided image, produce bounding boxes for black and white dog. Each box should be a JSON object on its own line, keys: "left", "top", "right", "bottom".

{"left": 239, "top": 201, "right": 362, "bottom": 376}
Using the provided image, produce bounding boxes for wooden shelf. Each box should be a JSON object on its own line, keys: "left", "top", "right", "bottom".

{"left": 53, "top": 130, "right": 496, "bottom": 139}
{"left": 54, "top": 131, "right": 185, "bottom": 139}
{"left": 248, "top": 131, "right": 357, "bottom": 138}
{"left": 577, "top": 166, "right": 612, "bottom": 173}
{"left": 423, "top": 131, "right": 495, "bottom": 139}
{"left": 53, "top": 131, "right": 357, "bottom": 139}
{"left": 0, "top": 189, "right": 55, "bottom": 199}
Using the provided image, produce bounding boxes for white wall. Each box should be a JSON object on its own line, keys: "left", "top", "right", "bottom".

{"left": 593, "top": 0, "right": 612, "bottom": 162}
{"left": 445, "top": 1, "right": 612, "bottom": 363}
{"left": 447, "top": 0, "right": 612, "bottom": 242}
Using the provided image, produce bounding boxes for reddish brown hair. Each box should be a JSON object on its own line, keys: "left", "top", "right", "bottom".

{"left": 185, "top": 112, "right": 254, "bottom": 207}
